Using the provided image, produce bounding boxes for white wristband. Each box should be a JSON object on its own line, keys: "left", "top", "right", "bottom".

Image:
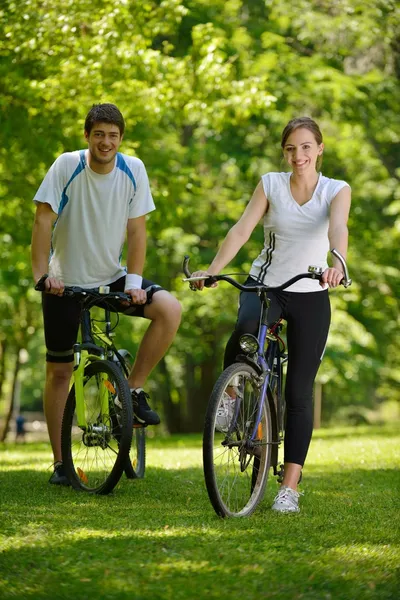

{"left": 125, "top": 273, "right": 143, "bottom": 290}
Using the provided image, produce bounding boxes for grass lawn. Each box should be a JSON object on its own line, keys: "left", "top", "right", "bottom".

{"left": 0, "top": 424, "right": 399, "bottom": 600}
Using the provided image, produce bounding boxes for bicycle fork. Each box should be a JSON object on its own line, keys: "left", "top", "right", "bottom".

{"left": 73, "top": 348, "right": 110, "bottom": 431}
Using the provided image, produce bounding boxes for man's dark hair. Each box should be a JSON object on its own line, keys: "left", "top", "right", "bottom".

{"left": 84, "top": 103, "right": 125, "bottom": 135}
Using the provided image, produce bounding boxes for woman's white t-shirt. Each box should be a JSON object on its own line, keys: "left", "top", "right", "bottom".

{"left": 34, "top": 150, "right": 155, "bottom": 287}
{"left": 249, "top": 172, "right": 350, "bottom": 292}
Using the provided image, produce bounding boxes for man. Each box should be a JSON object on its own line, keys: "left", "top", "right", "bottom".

{"left": 31, "top": 103, "right": 181, "bottom": 485}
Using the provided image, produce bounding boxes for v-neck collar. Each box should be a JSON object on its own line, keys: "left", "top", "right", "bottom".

{"left": 287, "top": 172, "right": 321, "bottom": 208}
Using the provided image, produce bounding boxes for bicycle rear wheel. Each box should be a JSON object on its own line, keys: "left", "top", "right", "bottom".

{"left": 203, "top": 363, "right": 272, "bottom": 517}
{"left": 62, "top": 360, "right": 133, "bottom": 494}
{"left": 115, "top": 349, "right": 146, "bottom": 479}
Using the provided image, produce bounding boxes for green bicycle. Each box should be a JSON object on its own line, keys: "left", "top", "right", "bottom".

{"left": 35, "top": 281, "right": 153, "bottom": 493}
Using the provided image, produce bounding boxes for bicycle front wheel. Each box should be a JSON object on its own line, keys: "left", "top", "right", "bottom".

{"left": 114, "top": 349, "right": 146, "bottom": 479}
{"left": 203, "top": 363, "right": 272, "bottom": 517}
{"left": 62, "top": 360, "right": 133, "bottom": 494}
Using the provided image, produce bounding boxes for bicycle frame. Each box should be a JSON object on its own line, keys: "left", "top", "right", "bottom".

{"left": 183, "top": 248, "right": 352, "bottom": 450}
{"left": 34, "top": 278, "right": 139, "bottom": 434}
{"left": 72, "top": 304, "right": 116, "bottom": 429}
{"left": 236, "top": 291, "right": 284, "bottom": 445}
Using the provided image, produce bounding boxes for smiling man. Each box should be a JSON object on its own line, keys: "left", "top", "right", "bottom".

{"left": 31, "top": 103, "right": 181, "bottom": 485}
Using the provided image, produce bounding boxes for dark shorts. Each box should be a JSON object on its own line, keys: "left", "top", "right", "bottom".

{"left": 42, "top": 276, "right": 163, "bottom": 363}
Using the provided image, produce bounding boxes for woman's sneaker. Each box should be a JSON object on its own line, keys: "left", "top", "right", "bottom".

{"left": 271, "top": 486, "right": 301, "bottom": 513}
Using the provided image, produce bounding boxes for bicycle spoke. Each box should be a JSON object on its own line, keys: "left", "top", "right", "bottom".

{"left": 62, "top": 360, "right": 133, "bottom": 494}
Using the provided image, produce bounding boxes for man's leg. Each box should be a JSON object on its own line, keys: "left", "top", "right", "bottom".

{"left": 44, "top": 362, "right": 73, "bottom": 463}
{"left": 41, "top": 292, "right": 80, "bottom": 476}
{"left": 127, "top": 290, "right": 181, "bottom": 389}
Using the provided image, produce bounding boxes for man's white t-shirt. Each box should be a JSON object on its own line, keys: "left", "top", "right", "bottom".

{"left": 250, "top": 172, "right": 350, "bottom": 292}
{"left": 34, "top": 150, "right": 155, "bottom": 287}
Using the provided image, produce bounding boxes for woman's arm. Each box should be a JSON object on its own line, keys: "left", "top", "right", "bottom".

{"left": 322, "top": 186, "right": 351, "bottom": 288}
{"left": 193, "top": 181, "right": 268, "bottom": 289}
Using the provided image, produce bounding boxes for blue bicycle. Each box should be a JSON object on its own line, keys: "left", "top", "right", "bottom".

{"left": 183, "top": 249, "right": 352, "bottom": 517}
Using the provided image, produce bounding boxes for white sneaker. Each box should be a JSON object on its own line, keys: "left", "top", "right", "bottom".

{"left": 215, "top": 392, "right": 236, "bottom": 433}
{"left": 271, "top": 486, "right": 301, "bottom": 513}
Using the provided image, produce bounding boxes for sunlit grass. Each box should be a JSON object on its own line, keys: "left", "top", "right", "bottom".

{"left": 0, "top": 425, "right": 399, "bottom": 599}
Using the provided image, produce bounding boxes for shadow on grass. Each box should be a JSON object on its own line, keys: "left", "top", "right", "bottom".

{"left": 1, "top": 467, "right": 399, "bottom": 600}
{"left": 1, "top": 455, "right": 399, "bottom": 600}
{"left": 2, "top": 462, "right": 399, "bottom": 531}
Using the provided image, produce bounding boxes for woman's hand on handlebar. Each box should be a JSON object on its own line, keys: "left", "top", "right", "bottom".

{"left": 320, "top": 267, "right": 344, "bottom": 289}
{"left": 191, "top": 270, "right": 218, "bottom": 290}
{"left": 43, "top": 277, "right": 65, "bottom": 296}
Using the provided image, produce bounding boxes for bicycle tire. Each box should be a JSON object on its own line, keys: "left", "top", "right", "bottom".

{"left": 62, "top": 359, "right": 133, "bottom": 494}
{"left": 203, "top": 362, "right": 272, "bottom": 518}
{"left": 114, "top": 349, "right": 146, "bottom": 479}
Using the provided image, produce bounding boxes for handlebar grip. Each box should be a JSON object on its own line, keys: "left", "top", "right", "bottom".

{"left": 331, "top": 248, "right": 352, "bottom": 287}
{"left": 204, "top": 276, "right": 217, "bottom": 288}
{"left": 34, "top": 274, "right": 49, "bottom": 292}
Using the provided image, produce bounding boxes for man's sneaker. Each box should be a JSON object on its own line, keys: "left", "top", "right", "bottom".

{"left": 49, "top": 462, "right": 70, "bottom": 486}
{"left": 271, "top": 486, "right": 301, "bottom": 513}
{"left": 131, "top": 389, "right": 160, "bottom": 425}
{"left": 215, "top": 392, "right": 236, "bottom": 433}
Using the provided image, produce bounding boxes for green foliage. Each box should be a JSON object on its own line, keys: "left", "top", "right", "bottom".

{"left": 0, "top": 0, "right": 399, "bottom": 426}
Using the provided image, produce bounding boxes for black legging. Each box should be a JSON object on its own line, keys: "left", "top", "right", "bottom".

{"left": 224, "top": 277, "right": 331, "bottom": 466}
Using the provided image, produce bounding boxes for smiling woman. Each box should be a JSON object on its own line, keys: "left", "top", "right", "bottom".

{"left": 282, "top": 117, "right": 325, "bottom": 206}
{"left": 190, "top": 115, "right": 351, "bottom": 514}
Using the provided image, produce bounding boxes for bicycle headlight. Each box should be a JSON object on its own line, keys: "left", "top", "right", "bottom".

{"left": 239, "top": 334, "right": 259, "bottom": 354}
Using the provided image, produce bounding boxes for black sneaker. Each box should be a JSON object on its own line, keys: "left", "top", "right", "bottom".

{"left": 131, "top": 389, "right": 160, "bottom": 425}
{"left": 49, "top": 462, "right": 70, "bottom": 486}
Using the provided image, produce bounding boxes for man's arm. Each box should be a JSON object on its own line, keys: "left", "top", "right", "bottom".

{"left": 31, "top": 203, "right": 61, "bottom": 292}
{"left": 125, "top": 216, "right": 147, "bottom": 304}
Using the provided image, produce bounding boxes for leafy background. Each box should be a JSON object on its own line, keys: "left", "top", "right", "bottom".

{"left": 0, "top": 0, "right": 399, "bottom": 433}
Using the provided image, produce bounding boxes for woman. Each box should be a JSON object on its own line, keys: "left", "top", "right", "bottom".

{"left": 193, "top": 117, "right": 351, "bottom": 513}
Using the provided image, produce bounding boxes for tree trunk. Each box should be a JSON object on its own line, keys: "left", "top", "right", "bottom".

{"left": 186, "top": 352, "right": 219, "bottom": 432}
{"left": 157, "top": 357, "right": 182, "bottom": 434}
{"left": 183, "top": 354, "right": 199, "bottom": 433}
{"left": 0, "top": 339, "right": 7, "bottom": 402}
{"left": 0, "top": 348, "right": 21, "bottom": 442}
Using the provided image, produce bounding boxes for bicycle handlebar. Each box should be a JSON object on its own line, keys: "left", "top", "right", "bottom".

{"left": 182, "top": 248, "right": 352, "bottom": 292}
{"left": 34, "top": 277, "right": 155, "bottom": 304}
{"left": 63, "top": 286, "right": 133, "bottom": 302}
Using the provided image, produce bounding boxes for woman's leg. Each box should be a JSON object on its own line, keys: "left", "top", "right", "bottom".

{"left": 282, "top": 290, "right": 331, "bottom": 490}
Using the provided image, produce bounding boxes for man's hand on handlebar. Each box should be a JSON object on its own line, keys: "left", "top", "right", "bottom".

{"left": 191, "top": 270, "right": 219, "bottom": 290}
{"left": 125, "top": 287, "right": 147, "bottom": 305}
{"left": 320, "top": 267, "right": 344, "bottom": 289}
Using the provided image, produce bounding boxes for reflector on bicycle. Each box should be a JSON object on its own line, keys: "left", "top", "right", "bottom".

{"left": 103, "top": 380, "right": 116, "bottom": 394}
{"left": 77, "top": 467, "right": 88, "bottom": 484}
